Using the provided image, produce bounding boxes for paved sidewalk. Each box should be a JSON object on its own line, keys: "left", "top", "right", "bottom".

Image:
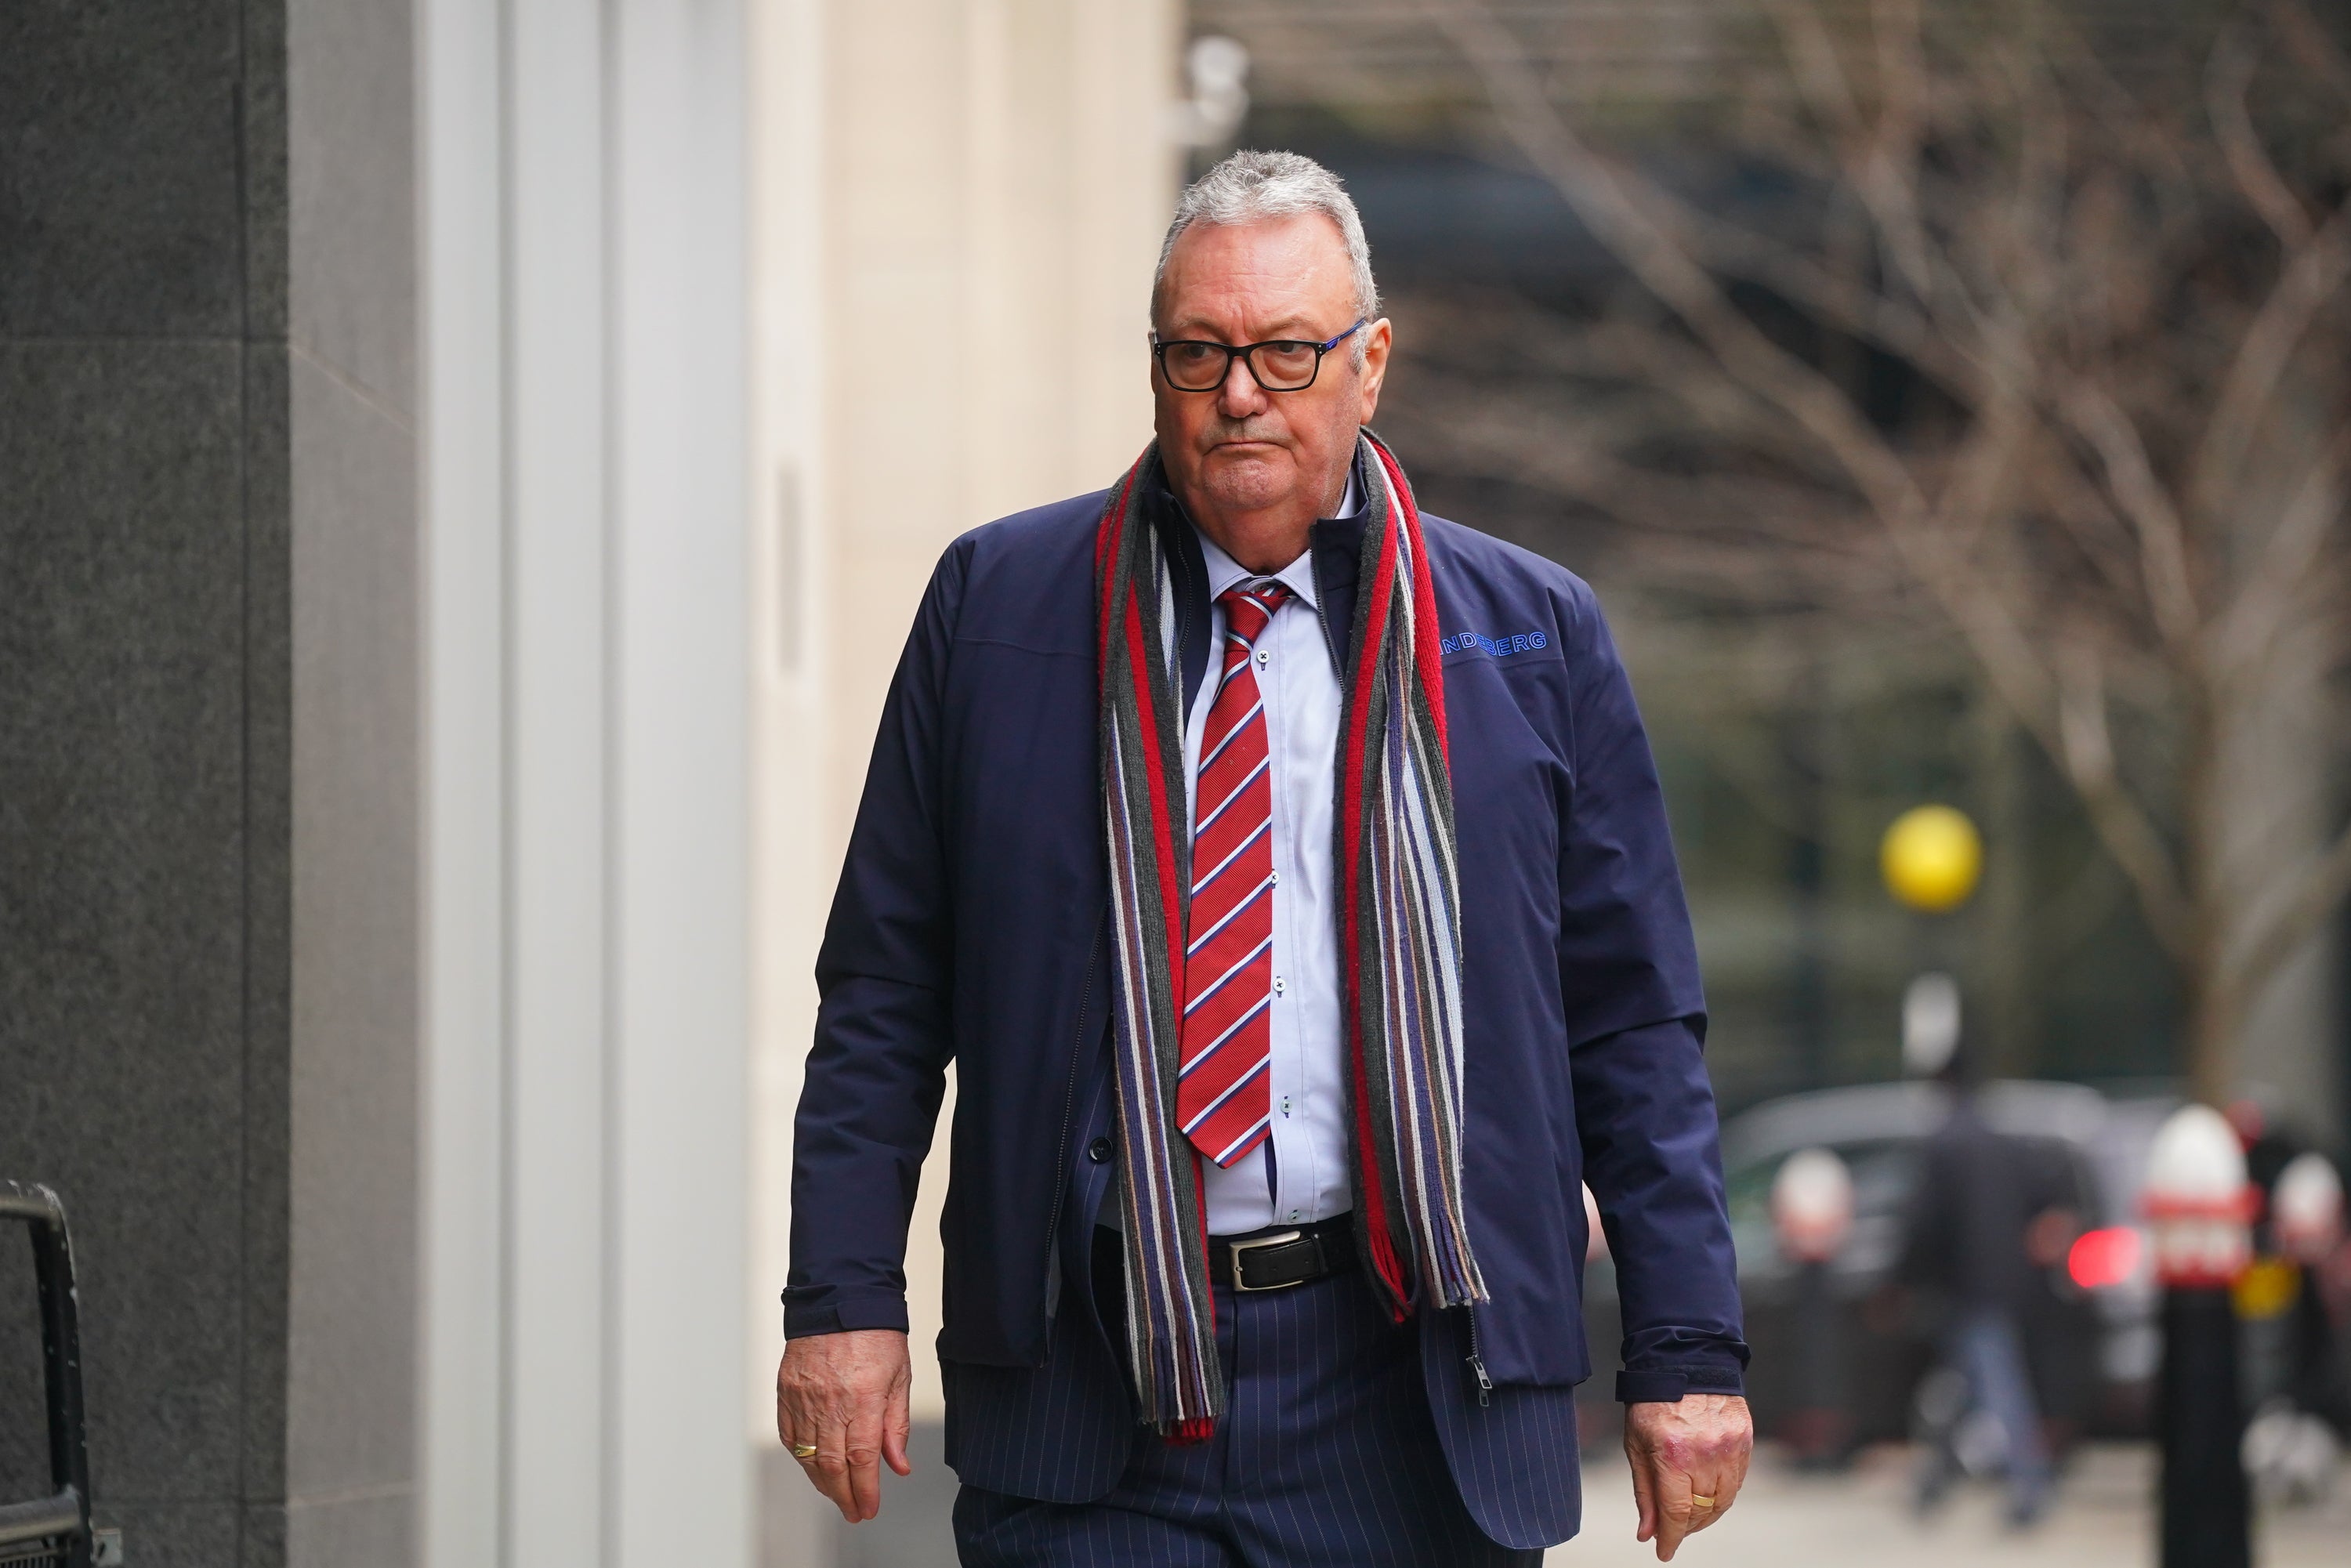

{"left": 1557, "top": 1443, "right": 2351, "bottom": 1566}
{"left": 767, "top": 1431, "right": 2351, "bottom": 1566}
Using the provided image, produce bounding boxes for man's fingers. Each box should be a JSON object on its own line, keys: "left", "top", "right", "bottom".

{"left": 773, "top": 1381, "right": 832, "bottom": 1506}
{"left": 1626, "top": 1443, "right": 1659, "bottom": 1543}
{"left": 843, "top": 1401, "right": 889, "bottom": 1522}
{"left": 808, "top": 1410, "right": 861, "bottom": 1521}
{"left": 1650, "top": 1467, "right": 1695, "bottom": 1562}
{"left": 1686, "top": 1461, "right": 1742, "bottom": 1532}
{"left": 784, "top": 1417, "right": 860, "bottom": 1523}
{"left": 1686, "top": 1409, "right": 1755, "bottom": 1537}
{"left": 884, "top": 1368, "right": 914, "bottom": 1478}
{"left": 1683, "top": 1473, "right": 1727, "bottom": 1534}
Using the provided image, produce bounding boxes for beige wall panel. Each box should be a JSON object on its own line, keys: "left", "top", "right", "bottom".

{"left": 748, "top": 0, "right": 828, "bottom": 1454}
{"left": 752, "top": 0, "right": 1178, "bottom": 1436}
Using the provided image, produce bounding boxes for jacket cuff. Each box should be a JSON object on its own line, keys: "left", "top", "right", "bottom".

{"left": 1615, "top": 1361, "right": 1746, "bottom": 1403}
{"left": 781, "top": 1284, "right": 911, "bottom": 1338}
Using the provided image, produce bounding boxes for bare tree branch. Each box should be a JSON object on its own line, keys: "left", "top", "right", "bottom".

{"left": 2034, "top": 440, "right": 2163, "bottom": 621}
{"left": 1621, "top": 185, "right": 1994, "bottom": 402}
{"left": 2208, "top": 21, "right": 2317, "bottom": 251}
{"left": 2055, "top": 380, "right": 2205, "bottom": 655}
{"left": 1393, "top": 0, "right": 2351, "bottom": 1095}
{"left": 1425, "top": 0, "right": 1922, "bottom": 513}
{"left": 2265, "top": 0, "right": 2351, "bottom": 106}
{"left": 1423, "top": 0, "right": 2070, "bottom": 716}
{"left": 2045, "top": 15, "right": 2199, "bottom": 196}
{"left": 2230, "top": 817, "right": 2351, "bottom": 1006}
{"left": 1762, "top": 0, "right": 1863, "bottom": 134}
{"left": 2056, "top": 643, "right": 2195, "bottom": 953}
{"left": 1857, "top": 0, "right": 1939, "bottom": 302}
{"left": 2189, "top": 198, "right": 2351, "bottom": 526}
{"left": 2212, "top": 434, "right": 2349, "bottom": 692}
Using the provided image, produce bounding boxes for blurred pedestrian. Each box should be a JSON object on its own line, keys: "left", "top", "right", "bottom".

{"left": 2230, "top": 1099, "right": 2345, "bottom": 1432}
{"left": 1895, "top": 983, "right": 2076, "bottom": 1527}
{"left": 1773, "top": 1147, "right": 1857, "bottom": 1467}
{"left": 2253, "top": 1143, "right": 2349, "bottom": 1497}
{"left": 775, "top": 149, "right": 1751, "bottom": 1565}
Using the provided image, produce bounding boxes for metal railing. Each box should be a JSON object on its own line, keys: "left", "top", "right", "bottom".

{"left": 0, "top": 1182, "right": 90, "bottom": 1568}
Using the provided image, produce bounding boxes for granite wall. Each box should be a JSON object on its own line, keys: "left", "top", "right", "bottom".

{"left": 1, "top": 3, "right": 417, "bottom": 1565}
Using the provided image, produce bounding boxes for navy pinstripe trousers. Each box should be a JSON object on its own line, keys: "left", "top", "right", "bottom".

{"left": 951, "top": 1245, "right": 1546, "bottom": 1567}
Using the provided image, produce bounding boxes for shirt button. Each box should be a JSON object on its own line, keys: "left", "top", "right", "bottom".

{"left": 1269, "top": 871, "right": 1278, "bottom": 886}
{"left": 1087, "top": 1136, "right": 1114, "bottom": 1164}
{"left": 1255, "top": 649, "right": 1270, "bottom": 666}
{"left": 1281, "top": 1096, "right": 1291, "bottom": 1118}
{"left": 1273, "top": 975, "right": 1286, "bottom": 995}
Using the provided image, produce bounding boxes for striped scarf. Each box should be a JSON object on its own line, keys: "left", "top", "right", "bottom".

{"left": 1095, "top": 429, "right": 1487, "bottom": 1439}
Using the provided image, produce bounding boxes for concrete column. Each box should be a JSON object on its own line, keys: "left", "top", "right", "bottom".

{"left": 284, "top": 0, "right": 422, "bottom": 1558}
{"left": 417, "top": 3, "right": 754, "bottom": 1567}
{"left": 2, "top": 2, "right": 418, "bottom": 1563}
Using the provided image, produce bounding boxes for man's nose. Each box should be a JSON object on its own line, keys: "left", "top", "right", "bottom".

{"left": 1216, "top": 352, "right": 1267, "bottom": 418}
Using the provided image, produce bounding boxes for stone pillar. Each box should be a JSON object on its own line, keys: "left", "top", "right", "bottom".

{"left": 0, "top": 2, "right": 419, "bottom": 1565}
{"left": 414, "top": 4, "right": 755, "bottom": 1566}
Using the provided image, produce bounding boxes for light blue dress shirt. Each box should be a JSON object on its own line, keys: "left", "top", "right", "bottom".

{"left": 1181, "top": 469, "right": 1360, "bottom": 1235}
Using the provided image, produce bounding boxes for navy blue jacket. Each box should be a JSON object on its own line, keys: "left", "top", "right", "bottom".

{"left": 785, "top": 480, "right": 1746, "bottom": 1547}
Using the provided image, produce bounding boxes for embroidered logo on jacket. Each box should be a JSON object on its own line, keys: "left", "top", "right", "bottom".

{"left": 1440, "top": 628, "right": 1549, "bottom": 657}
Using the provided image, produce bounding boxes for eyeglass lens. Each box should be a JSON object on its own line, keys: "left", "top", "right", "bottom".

{"left": 1160, "top": 340, "right": 1325, "bottom": 391}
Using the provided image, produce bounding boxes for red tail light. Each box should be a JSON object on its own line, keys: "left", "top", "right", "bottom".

{"left": 2067, "top": 1226, "right": 2143, "bottom": 1290}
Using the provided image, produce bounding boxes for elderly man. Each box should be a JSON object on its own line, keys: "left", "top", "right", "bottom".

{"left": 779, "top": 149, "right": 1750, "bottom": 1565}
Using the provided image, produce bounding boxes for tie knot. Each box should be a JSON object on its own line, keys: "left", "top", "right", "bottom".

{"left": 1219, "top": 578, "right": 1291, "bottom": 632}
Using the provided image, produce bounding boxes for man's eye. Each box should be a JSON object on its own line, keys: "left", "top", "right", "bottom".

{"left": 1255, "top": 343, "right": 1318, "bottom": 380}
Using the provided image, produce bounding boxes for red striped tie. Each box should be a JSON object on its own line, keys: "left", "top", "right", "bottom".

{"left": 1178, "top": 579, "right": 1291, "bottom": 1169}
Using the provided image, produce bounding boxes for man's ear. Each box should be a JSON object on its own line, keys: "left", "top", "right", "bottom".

{"left": 1357, "top": 317, "right": 1393, "bottom": 422}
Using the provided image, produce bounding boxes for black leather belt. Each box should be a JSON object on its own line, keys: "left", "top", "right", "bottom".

{"left": 1206, "top": 1216, "right": 1357, "bottom": 1292}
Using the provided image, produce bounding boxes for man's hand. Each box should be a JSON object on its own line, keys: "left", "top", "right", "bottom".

{"left": 1624, "top": 1393, "right": 1752, "bottom": 1561}
{"left": 776, "top": 1329, "right": 913, "bottom": 1523}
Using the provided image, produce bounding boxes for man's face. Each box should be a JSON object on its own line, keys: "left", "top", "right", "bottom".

{"left": 1151, "top": 213, "right": 1390, "bottom": 523}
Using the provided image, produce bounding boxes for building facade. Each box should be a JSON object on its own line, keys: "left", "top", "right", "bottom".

{"left": 5, "top": 3, "right": 1179, "bottom": 1566}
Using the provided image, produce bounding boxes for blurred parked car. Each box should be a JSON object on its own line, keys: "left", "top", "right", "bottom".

{"left": 1581, "top": 1081, "right": 2177, "bottom": 1448}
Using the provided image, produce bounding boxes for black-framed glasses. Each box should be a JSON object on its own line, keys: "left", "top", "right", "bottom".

{"left": 1152, "top": 318, "right": 1367, "bottom": 393}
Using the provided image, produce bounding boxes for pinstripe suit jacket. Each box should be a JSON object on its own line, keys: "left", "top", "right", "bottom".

{"left": 787, "top": 478, "right": 1747, "bottom": 1548}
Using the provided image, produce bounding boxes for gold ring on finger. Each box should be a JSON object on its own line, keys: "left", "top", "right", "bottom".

{"left": 1690, "top": 1493, "right": 1715, "bottom": 1509}
{"left": 791, "top": 1442, "right": 820, "bottom": 1461}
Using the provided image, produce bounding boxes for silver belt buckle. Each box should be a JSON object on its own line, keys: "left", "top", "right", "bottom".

{"left": 1228, "top": 1229, "right": 1306, "bottom": 1292}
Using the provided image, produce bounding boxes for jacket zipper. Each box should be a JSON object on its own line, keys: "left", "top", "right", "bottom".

{"left": 1310, "top": 538, "right": 1346, "bottom": 675}
{"left": 1038, "top": 922, "right": 1104, "bottom": 1286}
{"left": 1175, "top": 532, "right": 1200, "bottom": 724}
{"left": 1465, "top": 1305, "right": 1494, "bottom": 1407}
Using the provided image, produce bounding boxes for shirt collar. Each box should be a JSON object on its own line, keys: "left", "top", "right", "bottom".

{"left": 1190, "top": 455, "right": 1364, "bottom": 610}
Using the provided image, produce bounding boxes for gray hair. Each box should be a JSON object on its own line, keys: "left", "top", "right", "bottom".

{"left": 1152, "top": 150, "right": 1381, "bottom": 362}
